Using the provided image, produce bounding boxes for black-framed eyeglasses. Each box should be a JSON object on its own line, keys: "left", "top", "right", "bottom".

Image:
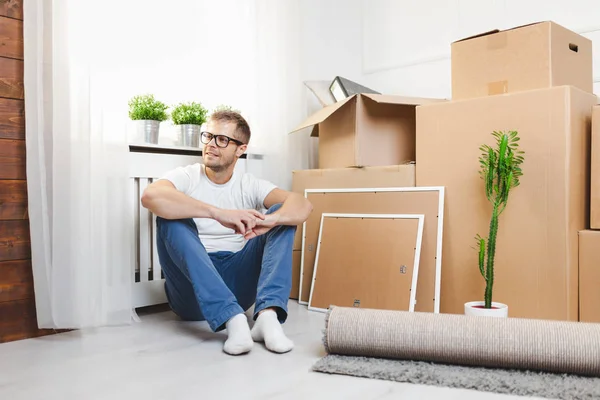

{"left": 200, "top": 131, "right": 245, "bottom": 148}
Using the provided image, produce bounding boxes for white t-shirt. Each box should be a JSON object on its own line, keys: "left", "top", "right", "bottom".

{"left": 159, "top": 163, "right": 277, "bottom": 253}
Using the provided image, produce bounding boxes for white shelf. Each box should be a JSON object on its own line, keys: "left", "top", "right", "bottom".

{"left": 128, "top": 142, "right": 264, "bottom": 158}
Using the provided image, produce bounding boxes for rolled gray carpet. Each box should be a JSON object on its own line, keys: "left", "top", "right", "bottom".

{"left": 323, "top": 306, "right": 600, "bottom": 377}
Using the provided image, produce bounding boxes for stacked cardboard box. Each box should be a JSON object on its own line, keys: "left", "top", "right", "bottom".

{"left": 288, "top": 94, "right": 444, "bottom": 302}
{"left": 416, "top": 21, "right": 597, "bottom": 321}
{"left": 289, "top": 164, "right": 416, "bottom": 299}
{"left": 579, "top": 230, "right": 600, "bottom": 322}
{"left": 591, "top": 105, "right": 600, "bottom": 229}
{"left": 451, "top": 21, "right": 592, "bottom": 99}
{"left": 581, "top": 106, "right": 600, "bottom": 322}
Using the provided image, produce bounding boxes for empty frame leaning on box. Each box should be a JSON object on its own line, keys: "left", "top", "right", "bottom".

{"left": 307, "top": 213, "right": 425, "bottom": 313}
{"left": 299, "top": 186, "right": 445, "bottom": 314}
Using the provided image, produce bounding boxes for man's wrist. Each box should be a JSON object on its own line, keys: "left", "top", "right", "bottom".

{"left": 271, "top": 212, "right": 287, "bottom": 226}
{"left": 205, "top": 204, "right": 220, "bottom": 219}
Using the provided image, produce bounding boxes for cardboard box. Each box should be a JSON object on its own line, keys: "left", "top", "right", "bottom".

{"left": 451, "top": 21, "right": 593, "bottom": 100}
{"left": 579, "top": 230, "right": 600, "bottom": 323}
{"left": 290, "top": 250, "right": 301, "bottom": 300}
{"left": 291, "top": 164, "right": 416, "bottom": 250}
{"left": 592, "top": 106, "right": 600, "bottom": 229}
{"left": 289, "top": 94, "right": 444, "bottom": 169}
{"left": 416, "top": 85, "right": 597, "bottom": 321}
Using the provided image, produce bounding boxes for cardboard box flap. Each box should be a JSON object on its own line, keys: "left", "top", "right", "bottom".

{"left": 453, "top": 29, "right": 500, "bottom": 43}
{"left": 361, "top": 93, "right": 446, "bottom": 106}
{"left": 289, "top": 95, "right": 355, "bottom": 136}
{"left": 452, "top": 21, "right": 547, "bottom": 43}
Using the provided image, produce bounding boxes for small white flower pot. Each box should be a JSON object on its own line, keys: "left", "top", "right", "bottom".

{"left": 464, "top": 301, "right": 508, "bottom": 317}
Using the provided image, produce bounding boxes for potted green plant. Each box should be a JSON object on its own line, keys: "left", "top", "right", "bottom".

{"left": 128, "top": 94, "right": 169, "bottom": 144}
{"left": 465, "top": 130, "right": 524, "bottom": 318}
{"left": 171, "top": 101, "right": 209, "bottom": 147}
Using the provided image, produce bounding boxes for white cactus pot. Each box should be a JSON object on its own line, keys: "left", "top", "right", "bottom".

{"left": 464, "top": 301, "right": 508, "bottom": 317}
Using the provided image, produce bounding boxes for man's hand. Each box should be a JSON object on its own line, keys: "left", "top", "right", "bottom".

{"left": 243, "top": 213, "right": 280, "bottom": 240}
{"left": 212, "top": 209, "right": 265, "bottom": 235}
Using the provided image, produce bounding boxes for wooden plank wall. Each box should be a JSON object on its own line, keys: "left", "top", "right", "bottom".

{"left": 0, "top": 0, "right": 57, "bottom": 342}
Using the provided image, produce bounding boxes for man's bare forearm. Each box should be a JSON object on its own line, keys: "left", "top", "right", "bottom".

{"left": 141, "top": 185, "right": 217, "bottom": 220}
{"left": 272, "top": 193, "right": 313, "bottom": 226}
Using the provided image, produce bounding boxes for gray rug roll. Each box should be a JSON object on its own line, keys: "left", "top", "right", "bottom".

{"left": 323, "top": 306, "right": 600, "bottom": 377}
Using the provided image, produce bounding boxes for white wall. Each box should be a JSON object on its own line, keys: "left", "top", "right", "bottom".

{"left": 102, "top": 1, "right": 258, "bottom": 145}
{"left": 99, "top": 1, "right": 600, "bottom": 189}
{"left": 289, "top": 0, "right": 600, "bottom": 176}
{"left": 359, "top": 0, "right": 600, "bottom": 98}
{"left": 252, "top": 0, "right": 365, "bottom": 188}
{"left": 95, "top": 0, "right": 365, "bottom": 190}
{"left": 290, "top": 0, "right": 365, "bottom": 175}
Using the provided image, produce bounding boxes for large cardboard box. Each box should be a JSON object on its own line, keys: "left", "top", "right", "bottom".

{"left": 416, "top": 85, "right": 597, "bottom": 321}
{"left": 289, "top": 94, "right": 444, "bottom": 169}
{"left": 291, "top": 164, "right": 416, "bottom": 250}
{"left": 451, "top": 21, "right": 593, "bottom": 100}
{"left": 579, "top": 230, "right": 600, "bottom": 323}
{"left": 592, "top": 106, "right": 600, "bottom": 229}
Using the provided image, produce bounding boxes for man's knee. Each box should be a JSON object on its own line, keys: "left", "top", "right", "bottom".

{"left": 265, "top": 202, "right": 296, "bottom": 235}
{"left": 265, "top": 203, "right": 283, "bottom": 214}
{"left": 156, "top": 216, "right": 196, "bottom": 230}
{"left": 156, "top": 217, "right": 199, "bottom": 242}
{"left": 270, "top": 218, "right": 297, "bottom": 237}
{"left": 262, "top": 204, "right": 297, "bottom": 236}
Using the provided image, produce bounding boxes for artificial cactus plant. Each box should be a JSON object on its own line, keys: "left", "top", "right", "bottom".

{"left": 475, "top": 130, "right": 524, "bottom": 309}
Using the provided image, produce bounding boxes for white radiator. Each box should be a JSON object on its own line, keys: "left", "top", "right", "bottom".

{"left": 128, "top": 144, "right": 249, "bottom": 308}
{"left": 132, "top": 176, "right": 166, "bottom": 308}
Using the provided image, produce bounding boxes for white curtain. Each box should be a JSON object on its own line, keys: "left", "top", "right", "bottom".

{"left": 21, "top": 0, "right": 315, "bottom": 329}
{"left": 23, "top": 0, "right": 133, "bottom": 328}
{"left": 252, "top": 0, "right": 305, "bottom": 189}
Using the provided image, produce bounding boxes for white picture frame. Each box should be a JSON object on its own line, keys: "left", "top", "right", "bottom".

{"left": 307, "top": 213, "right": 425, "bottom": 313}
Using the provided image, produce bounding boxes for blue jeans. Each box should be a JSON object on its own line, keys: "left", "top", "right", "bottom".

{"left": 155, "top": 204, "right": 295, "bottom": 332}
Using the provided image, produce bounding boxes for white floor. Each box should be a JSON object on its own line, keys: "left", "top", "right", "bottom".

{"left": 0, "top": 301, "right": 542, "bottom": 400}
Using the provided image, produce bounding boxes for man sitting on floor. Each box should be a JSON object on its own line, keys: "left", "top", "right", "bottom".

{"left": 141, "top": 110, "right": 312, "bottom": 355}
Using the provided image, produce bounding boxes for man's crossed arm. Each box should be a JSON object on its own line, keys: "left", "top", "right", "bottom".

{"left": 141, "top": 181, "right": 312, "bottom": 238}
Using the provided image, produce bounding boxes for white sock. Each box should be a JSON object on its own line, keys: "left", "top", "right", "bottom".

{"left": 223, "top": 313, "right": 253, "bottom": 355}
{"left": 251, "top": 309, "right": 294, "bottom": 353}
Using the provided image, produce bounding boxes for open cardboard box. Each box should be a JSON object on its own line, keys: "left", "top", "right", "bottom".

{"left": 289, "top": 94, "right": 444, "bottom": 169}
{"left": 451, "top": 21, "right": 593, "bottom": 100}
